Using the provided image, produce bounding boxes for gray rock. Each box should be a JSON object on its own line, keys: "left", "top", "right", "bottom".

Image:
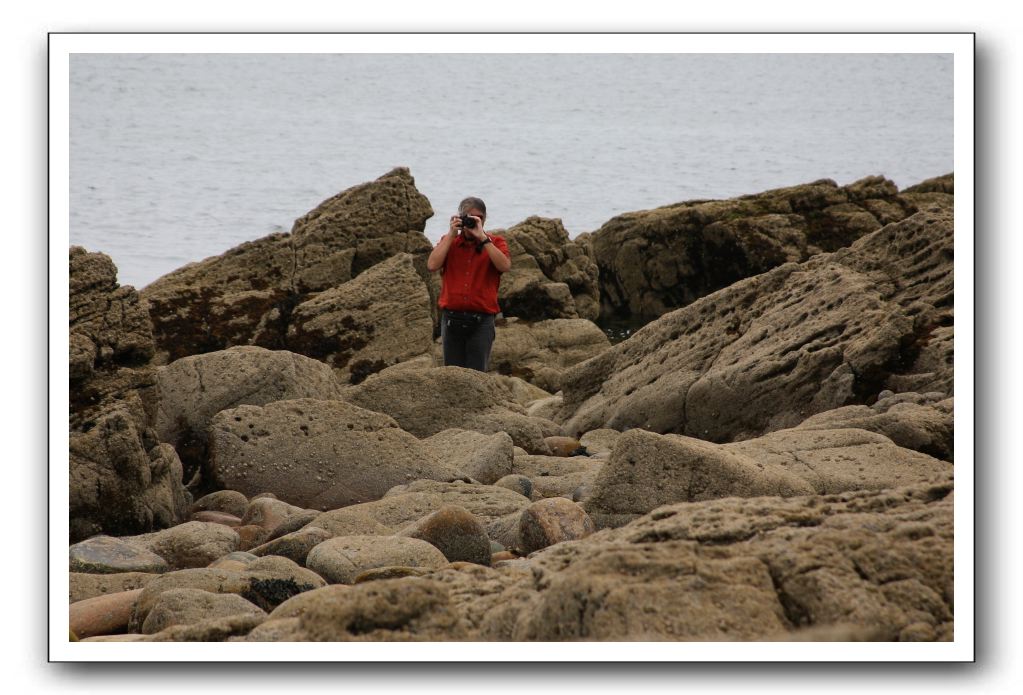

{"left": 69, "top": 536, "right": 169, "bottom": 574}
{"left": 248, "top": 527, "right": 334, "bottom": 566}
{"left": 487, "top": 317, "right": 611, "bottom": 393}
{"left": 493, "top": 474, "right": 533, "bottom": 499}
{"left": 190, "top": 490, "right": 249, "bottom": 518}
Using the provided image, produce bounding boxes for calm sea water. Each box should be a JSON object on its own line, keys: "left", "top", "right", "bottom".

{"left": 69, "top": 53, "right": 953, "bottom": 290}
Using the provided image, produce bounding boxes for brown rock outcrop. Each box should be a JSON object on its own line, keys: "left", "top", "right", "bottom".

{"left": 286, "top": 253, "right": 435, "bottom": 384}
{"left": 495, "top": 216, "right": 600, "bottom": 321}
{"left": 557, "top": 207, "right": 953, "bottom": 443}
{"left": 591, "top": 175, "right": 923, "bottom": 320}
{"left": 140, "top": 168, "right": 435, "bottom": 363}
{"left": 486, "top": 317, "right": 611, "bottom": 393}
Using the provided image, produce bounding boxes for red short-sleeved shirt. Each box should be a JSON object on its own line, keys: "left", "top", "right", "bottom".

{"left": 437, "top": 232, "right": 511, "bottom": 314}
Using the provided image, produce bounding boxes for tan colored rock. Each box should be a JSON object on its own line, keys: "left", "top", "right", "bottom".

{"left": 69, "top": 572, "right": 158, "bottom": 604}
{"left": 345, "top": 366, "right": 556, "bottom": 454}
{"left": 495, "top": 216, "right": 600, "bottom": 321}
{"left": 380, "top": 480, "right": 534, "bottom": 524}
{"left": 287, "top": 253, "right": 434, "bottom": 384}
{"left": 69, "top": 588, "right": 143, "bottom": 639}
{"left": 248, "top": 526, "right": 333, "bottom": 566}
{"left": 125, "top": 521, "right": 240, "bottom": 570}
{"left": 420, "top": 429, "right": 514, "bottom": 485}
{"left": 70, "top": 410, "right": 191, "bottom": 543}
{"left": 209, "top": 398, "right": 464, "bottom": 510}
{"left": 69, "top": 246, "right": 154, "bottom": 377}
{"left": 190, "top": 511, "right": 242, "bottom": 527}
{"left": 558, "top": 208, "right": 953, "bottom": 443}
{"left": 579, "top": 428, "right": 621, "bottom": 456}
{"left": 190, "top": 490, "right": 249, "bottom": 518}
{"left": 267, "top": 584, "right": 352, "bottom": 620}
{"left": 152, "top": 346, "right": 344, "bottom": 484}
{"left": 583, "top": 429, "right": 815, "bottom": 519}
{"left": 144, "top": 613, "right": 267, "bottom": 642}
{"left": 543, "top": 436, "right": 583, "bottom": 457}
{"left": 305, "top": 535, "right": 448, "bottom": 584}
{"left": 130, "top": 559, "right": 327, "bottom": 630}
{"left": 141, "top": 588, "right": 266, "bottom": 634}
{"left": 726, "top": 427, "right": 953, "bottom": 493}
{"left": 292, "top": 577, "right": 469, "bottom": 641}
{"left": 590, "top": 175, "right": 911, "bottom": 319}
{"left": 140, "top": 167, "right": 435, "bottom": 363}
{"left": 487, "top": 318, "right": 611, "bottom": 392}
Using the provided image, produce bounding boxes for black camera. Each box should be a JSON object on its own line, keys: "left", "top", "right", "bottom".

{"left": 459, "top": 214, "right": 477, "bottom": 230}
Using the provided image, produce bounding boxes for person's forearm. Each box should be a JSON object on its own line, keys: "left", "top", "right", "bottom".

{"left": 483, "top": 239, "right": 511, "bottom": 273}
{"left": 427, "top": 234, "right": 453, "bottom": 272}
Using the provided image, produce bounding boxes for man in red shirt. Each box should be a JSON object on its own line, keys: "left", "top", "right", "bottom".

{"left": 426, "top": 197, "right": 511, "bottom": 371}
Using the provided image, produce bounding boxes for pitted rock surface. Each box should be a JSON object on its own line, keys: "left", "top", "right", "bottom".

{"left": 495, "top": 216, "right": 600, "bottom": 321}
{"left": 558, "top": 208, "right": 953, "bottom": 443}
{"left": 209, "top": 398, "right": 464, "bottom": 510}
{"left": 346, "top": 366, "right": 557, "bottom": 454}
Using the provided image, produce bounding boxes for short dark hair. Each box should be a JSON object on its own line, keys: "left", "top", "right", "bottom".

{"left": 458, "top": 197, "right": 487, "bottom": 221}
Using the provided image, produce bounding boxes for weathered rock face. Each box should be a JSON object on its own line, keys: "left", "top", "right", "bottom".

{"left": 141, "top": 588, "right": 266, "bottom": 635}
{"left": 345, "top": 366, "right": 557, "bottom": 454}
{"left": 286, "top": 253, "right": 435, "bottom": 384}
{"left": 152, "top": 346, "right": 344, "bottom": 486}
{"left": 208, "top": 398, "right": 464, "bottom": 510}
{"left": 306, "top": 535, "right": 449, "bottom": 584}
{"left": 495, "top": 216, "right": 600, "bottom": 321}
{"left": 486, "top": 317, "right": 611, "bottom": 393}
{"left": 795, "top": 392, "right": 953, "bottom": 462}
{"left": 70, "top": 411, "right": 191, "bottom": 542}
{"left": 69, "top": 248, "right": 189, "bottom": 541}
{"left": 419, "top": 429, "right": 514, "bottom": 485}
{"left": 70, "top": 246, "right": 155, "bottom": 381}
{"left": 591, "top": 175, "right": 923, "bottom": 320}
{"left": 140, "top": 168, "right": 435, "bottom": 363}
{"left": 557, "top": 207, "right": 953, "bottom": 443}
{"left": 583, "top": 425, "right": 951, "bottom": 523}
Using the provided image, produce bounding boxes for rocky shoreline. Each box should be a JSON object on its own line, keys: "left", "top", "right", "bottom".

{"left": 68, "top": 168, "right": 954, "bottom": 642}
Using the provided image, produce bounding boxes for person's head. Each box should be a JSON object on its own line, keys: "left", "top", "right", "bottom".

{"left": 458, "top": 197, "right": 487, "bottom": 224}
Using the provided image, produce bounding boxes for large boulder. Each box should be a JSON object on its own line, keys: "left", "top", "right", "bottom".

{"left": 140, "top": 168, "right": 435, "bottom": 363}
{"left": 590, "top": 175, "right": 920, "bottom": 320}
{"left": 345, "top": 366, "right": 557, "bottom": 454}
{"left": 419, "top": 429, "right": 514, "bottom": 485}
{"left": 152, "top": 346, "right": 344, "bottom": 485}
{"left": 486, "top": 317, "right": 611, "bottom": 393}
{"left": 583, "top": 427, "right": 951, "bottom": 522}
{"left": 140, "top": 588, "right": 266, "bottom": 635}
{"left": 305, "top": 535, "right": 449, "bottom": 584}
{"left": 583, "top": 429, "right": 815, "bottom": 521}
{"left": 208, "top": 398, "right": 464, "bottom": 510}
{"left": 287, "top": 253, "right": 434, "bottom": 384}
{"left": 308, "top": 480, "right": 533, "bottom": 536}
{"left": 495, "top": 216, "right": 600, "bottom": 321}
{"left": 557, "top": 208, "right": 954, "bottom": 443}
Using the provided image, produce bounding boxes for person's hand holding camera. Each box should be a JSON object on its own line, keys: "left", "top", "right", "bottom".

{"left": 459, "top": 213, "right": 486, "bottom": 242}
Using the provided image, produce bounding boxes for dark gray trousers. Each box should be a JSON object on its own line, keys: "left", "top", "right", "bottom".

{"left": 440, "top": 310, "right": 496, "bottom": 372}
